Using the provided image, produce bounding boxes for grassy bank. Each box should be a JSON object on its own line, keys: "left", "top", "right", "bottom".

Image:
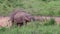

{"left": 0, "top": 0, "right": 60, "bottom": 34}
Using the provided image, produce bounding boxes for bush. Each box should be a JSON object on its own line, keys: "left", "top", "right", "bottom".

{"left": 0, "top": 27, "right": 7, "bottom": 32}
{"left": 44, "top": 18, "right": 56, "bottom": 25}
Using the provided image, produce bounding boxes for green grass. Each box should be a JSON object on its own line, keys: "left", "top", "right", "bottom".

{"left": 0, "top": 21, "right": 60, "bottom": 34}
{"left": 0, "top": 0, "right": 60, "bottom": 34}
{"left": 0, "top": 0, "right": 60, "bottom": 16}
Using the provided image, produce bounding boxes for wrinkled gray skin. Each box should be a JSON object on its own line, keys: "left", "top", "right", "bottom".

{"left": 10, "top": 9, "right": 35, "bottom": 26}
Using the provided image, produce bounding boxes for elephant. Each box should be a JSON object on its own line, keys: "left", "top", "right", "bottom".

{"left": 10, "top": 8, "right": 35, "bottom": 26}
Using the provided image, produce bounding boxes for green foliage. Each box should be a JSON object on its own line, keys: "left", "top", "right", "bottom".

{"left": 0, "top": 0, "right": 60, "bottom": 34}
{"left": 0, "top": 27, "right": 7, "bottom": 32}
{"left": 0, "top": 22, "right": 60, "bottom": 34}
{"left": 0, "top": 0, "right": 60, "bottom": 16}
{"left": 44, "top": 18, "right": 56, "bottom": 25}
{"left": 48, "top": 18, "right": 55, "bottom": 25}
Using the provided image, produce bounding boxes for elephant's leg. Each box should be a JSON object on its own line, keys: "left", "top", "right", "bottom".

{"left": 20, "top": 23, "right": 23, "bottom": 26}
{"left": 23, "top": 21, "right": 27, "bottom": 26}
{"left": 17, "top": 23, "right": 23, "bottom": 27}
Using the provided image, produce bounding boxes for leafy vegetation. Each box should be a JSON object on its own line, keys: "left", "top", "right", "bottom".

{"left": 0, "top": 0, "right": 60, "bottom": 34}
{"left": 43, "top": 18, "right": 56, "bottom": 26}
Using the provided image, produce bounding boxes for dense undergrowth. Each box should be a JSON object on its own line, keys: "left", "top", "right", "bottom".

{"left": 0, "top": 0, "right": 60, "bottom": 16}
{"left": 0, "top": 0, "right": 60, "bottom": 34}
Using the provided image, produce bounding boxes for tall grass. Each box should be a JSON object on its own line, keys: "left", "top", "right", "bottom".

{"left": 0, "top": 21, "right": 60, "bottom": 34}
{"left": 0, "top": 0, "right": 60, "bottom": 34}
{"left": 0, "top": 0, "right": 60, "bottom": 16}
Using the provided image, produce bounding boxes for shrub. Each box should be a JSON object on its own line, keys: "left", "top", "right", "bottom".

{"left": 44, "top": 18, "right": 56, "bottom": 25}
